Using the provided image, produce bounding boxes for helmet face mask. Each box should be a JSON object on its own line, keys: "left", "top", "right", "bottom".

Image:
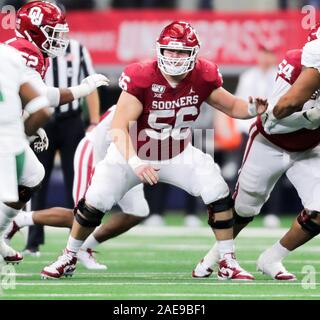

{"left": 41, "top": 23, "right": 69, "bottom": 57}
{"left": 15, "top": 1, "right": 69, "bottom": 57}
{"left": 157, "top": 43, "right": 199, "bottom": 76}
{"left": 156, "top": 21, "right": 200, "bottom": 76}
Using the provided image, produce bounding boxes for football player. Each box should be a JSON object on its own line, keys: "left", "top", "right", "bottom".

{"left": 193, "top": 23, "right": 320, "bottom": 280}
{"left": 4, "top": 105, "right": 149, "bottom": 269}
{"left": 0, "top": 43, "right": 50, "bottom": 263}
{"left": 41, "top": 21, "right": 267, "bottom": 279}
{"left": 0, "top": 1, "right": 109, "bottom": 262}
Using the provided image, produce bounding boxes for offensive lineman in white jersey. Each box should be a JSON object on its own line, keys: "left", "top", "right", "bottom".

{"left": 193, "top": 23, "right": 320, "bottom": 280}
{"left": 4, "top": 105, "right": 149, "bottom": 269}
{"left": 0, "top": 43, "right": 50, "bottom": 263}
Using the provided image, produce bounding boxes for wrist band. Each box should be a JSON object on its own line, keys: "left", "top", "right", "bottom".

{"left": 128, "top": 155, "right": 144, "bottom": 171}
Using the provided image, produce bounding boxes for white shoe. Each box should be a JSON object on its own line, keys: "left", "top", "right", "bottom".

{"left": 143, "top": 214, "right": 165, "bottom": 227}
{"left": 77, "top": 248, "right": 107, "bottom": 270}
{"left": 217, "top": 253, "right": 255, "bottom": 281}
{"left": 0, "top": 240, "right": 23, "bottom": 264}
{"left": 185, "top": 215, "right": 202, "bottom": 227}
{"left": 22, "top": 249, "right": 41, "bottom": 257}
{"left": 192, "top": 258, "right": 215, "bottom": 278}
{"left": 257, "top": 252, "right": 296, "bottom": 281}
{"left": 41, "top": 249, "right": 77, "bottom": 279}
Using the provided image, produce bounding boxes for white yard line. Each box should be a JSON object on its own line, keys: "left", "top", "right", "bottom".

{"left": 9, "top": 281, "right": 318, "bottom": 286}
{"left": 3, "top": 293, "right": 320, "bottom": 298}
{"left": 15, "top": 244, "right": 320, "bottom": 252}
{"left": 43, "top": 226, "right": 292, "bottom": 238}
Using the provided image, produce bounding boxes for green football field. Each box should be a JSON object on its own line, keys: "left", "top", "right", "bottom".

{"left": 0, "top": 213, "right": 319, "bottom": 300}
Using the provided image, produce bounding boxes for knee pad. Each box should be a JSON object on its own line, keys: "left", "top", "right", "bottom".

{"left": 207, "top": 194, "right": 234, "bottom": 213}
{"left": 207, "top": 194, "right": 234, "bottom": 229}
{"left": 297, "top": 209, "right": 320, "bottom": 236}
{"left": 74, "top": 198, "right": 105, "bottom": 228}
{"left": 234, "top": 209, "right": 254, "bottom": 225}
{"left": 18, "top": 183, "right": 41, "bottom": 203}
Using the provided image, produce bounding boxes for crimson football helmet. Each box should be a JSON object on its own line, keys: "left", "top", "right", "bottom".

{"left": 15, "top": 1, "right": 69, "bottom": 57}
{"left": 156, "top": 21, "right": 200, "bottom": 76}
{"left": 308, "top": 22, "right": 320, "bottom": 42}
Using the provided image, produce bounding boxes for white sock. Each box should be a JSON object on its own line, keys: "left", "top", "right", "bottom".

{"left": 66, "top": 236, "right": 84, "bottom": 255}
{"left": 217, "top": 239, "right": 235, "bottom": 259}
{"left": 0, "top": 202, "right": 20, "bottom": 236}
{"left": 81, "top": 234, "right": 101, "bottom": 251}
{"left": 202, "top": 242, "right": 220, "bottom": 267}
{"left": 266, "top": 241, "right": 290, "bottom": 262}
{"left": 14, "top": 211, "right": 34, "bottom": 228}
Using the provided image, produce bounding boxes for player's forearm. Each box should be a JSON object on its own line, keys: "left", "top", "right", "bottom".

{"left": 111, "top": 122, "right": 137, "bottom": 161}
{"left": 24, "top": 108, "right": 51, "bottom": 136}
{"left": 273, "top": 68, "right": 320, "bottom": 119}
{"left": 58, "top": 88, "right": 75, "bottom": 106}
{"left": 264, "top": 109, "right": 318, "bottom": 134}
{"left": 56, "top": 88, "right": 100, "bottom": 109}
{"left": 41, "top": 87, "right": 73, "bottom": 108}
{"left": 229, "top": 98, "right": 254, "bottom": 119}
{"left": 272, "top": 95, "right": 303, "bottom": 119}
{"left": 86, "top": 90, "right": 100, "bottom": 124}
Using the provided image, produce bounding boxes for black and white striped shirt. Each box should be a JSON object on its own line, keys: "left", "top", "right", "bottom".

{"left": 45, "top": 39, "right": 95, "bottom": 117}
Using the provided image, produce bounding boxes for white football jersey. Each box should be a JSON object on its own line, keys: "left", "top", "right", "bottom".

{"left": 302, "top": 38, "right": 320, "bottom": 71}
{"left": 0, "top": 44, "right": 29, "bottom": 153}
{"left": 86, "top": 105, "right": 116, "bottom": 165}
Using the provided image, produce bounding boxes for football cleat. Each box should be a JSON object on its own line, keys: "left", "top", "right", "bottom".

{"left": 192, "top": 259, "right": 215, "bottom": 278}
{"left": 0, "top": 240, "right": 23, "bottom": 264}
{"left": 257, "top": 252, "right": 296, "bottom": 281}
{"left": 77, "top": 248, "right": 107, "bottom": 270}
{"left": 3, "top": 220, "right": 21, "bottom": 245}
{"left": 40, "top": 249, "right": 77, "bottom": 279}
{"left": 22, "top": 248, "right": 41, "bottom": 257}
{"left": 217, "top": 253, "right": 255, "bottom": 281}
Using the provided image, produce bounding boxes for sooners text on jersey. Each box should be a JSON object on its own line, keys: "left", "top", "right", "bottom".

{"left": 119, "top": 58, "right": 222, "bottom": 160}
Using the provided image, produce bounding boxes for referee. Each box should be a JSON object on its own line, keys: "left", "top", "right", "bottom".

{"left": 24, "top": 39, "right": 101, "bottom": 256}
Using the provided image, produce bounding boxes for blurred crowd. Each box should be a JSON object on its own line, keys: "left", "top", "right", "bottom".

{"left": 2, "top": 0, "right": 320, "bottom": 10}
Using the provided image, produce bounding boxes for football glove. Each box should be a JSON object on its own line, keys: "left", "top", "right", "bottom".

{"left": 70, "top": 74, "right": 110, "bottom": 100}
{"left": 29, "top": 128, "right": 49, "bottom": 153}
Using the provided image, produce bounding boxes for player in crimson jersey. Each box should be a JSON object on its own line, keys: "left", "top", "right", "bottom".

{"left": 6, "top": 1, "right": 109, "bottom": 109}
{"left": 41, "top": 21, "right": 267, "bottom": 279}
{"left": 4, "top": 106, "right": 149, "bottom": 269}
{"left": 193, "top": 23, "right": 320, "bottom": 280}
{"left": 0, "top": 1, "right": 109, "bottom": 262}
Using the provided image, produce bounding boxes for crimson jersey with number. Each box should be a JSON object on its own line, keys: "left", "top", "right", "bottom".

{"left": 120, "top": 58, "right": 222, "bottom": 160}
{"left": 6, "top": 37, "right": 49, "bottom": 79}
{"left": 256, "top": 49, "right": 320, "bottom": 152}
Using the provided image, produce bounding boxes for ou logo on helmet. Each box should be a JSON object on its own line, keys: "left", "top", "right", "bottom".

{"left": 28, "top": 7, "right": 44, "bottom": 26}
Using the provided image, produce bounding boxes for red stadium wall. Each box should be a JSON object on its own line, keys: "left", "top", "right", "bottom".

{"left": 0, "top": 9, "right": 312, "bottom": 66}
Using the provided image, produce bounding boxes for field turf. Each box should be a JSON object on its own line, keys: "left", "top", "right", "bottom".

{"left": 0, "top": 213, "right": 319, "bottom": 300}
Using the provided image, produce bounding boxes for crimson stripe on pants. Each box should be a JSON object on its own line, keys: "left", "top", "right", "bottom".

{"left": 233, "top": 125, "right": 259, "bottom": 201}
